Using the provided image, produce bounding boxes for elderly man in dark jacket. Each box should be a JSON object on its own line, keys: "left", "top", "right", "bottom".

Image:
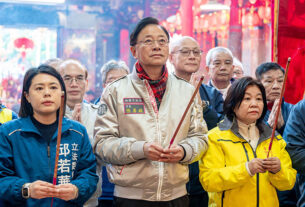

{"left": 256, "top": 62, "right": 296, "bottom": 207}
{"left": 256, "top": 62, "right": 293, "bottom": 135}
{"left": 285, "top": 99, "right": 305, "bottom": 207}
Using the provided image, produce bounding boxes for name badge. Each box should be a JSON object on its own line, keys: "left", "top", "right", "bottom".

{"left": 124, "top": 98, "right": 145, "bottom": 114}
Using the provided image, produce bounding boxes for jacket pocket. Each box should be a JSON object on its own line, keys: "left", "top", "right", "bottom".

{"left": 106, "top": 160, "right": 157, "bottom": 188}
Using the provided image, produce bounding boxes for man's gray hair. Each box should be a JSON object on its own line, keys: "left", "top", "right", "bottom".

{"left": 100, "top": 60, "right": 129, "bottom": 83}
{"left": 205, "top": 46, "right": 234, "bottom": 66}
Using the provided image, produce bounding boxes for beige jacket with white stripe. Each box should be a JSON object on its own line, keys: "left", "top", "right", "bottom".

{"left": 94, "top": 69, "right": 208, "bottom": 201}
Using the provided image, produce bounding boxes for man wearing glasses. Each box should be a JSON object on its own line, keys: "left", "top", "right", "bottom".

{"left": 58, "top": 59, "right": 101, "bottom": 207}
{"left": 170, "top": 36, "right": 224, "bottom": 207}
{"left": 94, "top": 17, "right": 208, "bottom": 207}
{"left": 205, "top": 46, "right": 235, "bottom": 98}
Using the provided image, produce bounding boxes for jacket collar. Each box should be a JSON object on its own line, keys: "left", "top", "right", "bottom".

{"left": 131, "top": 65, "right": 141, "bottom": 81}
{"left": 131, "top": 64, "right": 169, "bottom": 81}
{"left": 131, "top": 64, "right": 173, "bottom": 88}
{"left": 218, "top": 116, "right": 279, "bottom": 144}
{"left": 20, "top": 116, "right": 72, "bottom": 137}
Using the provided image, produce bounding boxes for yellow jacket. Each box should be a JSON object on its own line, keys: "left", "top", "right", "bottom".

{"left": 0, "top": 107, "right": 16, "bottom": 124}
{"left": 199, "top": 117, "right": 296, "bottom": 207}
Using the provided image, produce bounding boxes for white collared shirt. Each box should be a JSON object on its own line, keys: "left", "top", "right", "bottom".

{"left": 237, "top": 119, "right": 259, "bottom": 150}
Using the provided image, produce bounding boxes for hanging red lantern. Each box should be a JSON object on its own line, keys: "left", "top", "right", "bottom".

{"left": 14, "top": 37, "right": 34, "bottom": 59}
{"left": 14, "top": 37, "right": 34, "bottom": 50}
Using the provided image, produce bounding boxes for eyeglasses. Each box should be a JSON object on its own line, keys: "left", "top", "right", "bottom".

{"left": 63, "top": 76, "right": 86, "bottom": 84}
{"left": 173, "top": 49, "right": 203, "bottom": 57}
{"left": 137, "top": 39, "right": 169, "bottom": 47}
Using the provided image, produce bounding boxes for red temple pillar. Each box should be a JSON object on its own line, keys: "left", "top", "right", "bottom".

{"left": 180, "top": 0, "right": 194, "bottom": 37}
{"left": 120, "top": 29, "right": 129, "bottom": 65}
{"left": 228, "top": 0, "right": 242, "bottom": 59}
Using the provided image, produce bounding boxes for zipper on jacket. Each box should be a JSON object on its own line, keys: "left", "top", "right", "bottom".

{"left": 256, "top": 172, "right": 259, "bottom": 207}
{"left": 249, "top": 147, "right": 259, "bottom": 207}
{"left": 221, "top": 191, "right": 225, "bottom": 207}
{"left": 234, "top": 131, "right": 260, "bottom": 207}
{"left": 47, "top": 145, "right": 50, "bottom": 157}
{"left": 241, "top": 143, "right": 249, "bottom": 161}
{"left": 47, "top": 143, "right": 52, "bottom": 182}
{"left": 144, "top": 79, "right": 164, "bottom": 201}
{"left": 156, "top": 115, "right": 164, "bottom": 201}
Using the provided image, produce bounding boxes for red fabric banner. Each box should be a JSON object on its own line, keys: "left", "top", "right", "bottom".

{"left": 276, "top": 0, "right": 305, "bottom": 104}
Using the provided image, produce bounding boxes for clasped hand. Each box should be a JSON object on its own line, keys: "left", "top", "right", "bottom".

{"left": 248, "top": 157, "right": 281, "bottom": 175}
{"left": 268, "top": 99, "right": 284, "bottom": 129}
{"left": 29, "top": 180, "right": 78, "bottom": 201}
{"left": 143, "top": 142, "right": 185, "bottom": 163}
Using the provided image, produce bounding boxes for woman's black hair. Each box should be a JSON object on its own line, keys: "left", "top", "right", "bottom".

{"left": 19, "top": 64, "right": 66, "bottom": 118}
{"left": 224, "top": 76, "right": 267, "bottom": 131}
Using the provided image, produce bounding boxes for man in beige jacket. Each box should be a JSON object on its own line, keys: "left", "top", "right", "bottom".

{"left": 94, "top": 17, "right": 208, "bottom": 207}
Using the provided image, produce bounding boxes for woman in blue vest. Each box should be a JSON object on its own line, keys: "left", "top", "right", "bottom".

{"left": 0, "top": 65, "right": 98, "bottom": 206}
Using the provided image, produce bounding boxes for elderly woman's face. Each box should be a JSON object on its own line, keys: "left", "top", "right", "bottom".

{"left": 234, "top": 85, "right": 264, "bottom": 125}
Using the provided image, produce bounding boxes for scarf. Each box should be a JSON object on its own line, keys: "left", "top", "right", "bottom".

{"left": 135, "top": 61, "right": 168, "bottom": 109}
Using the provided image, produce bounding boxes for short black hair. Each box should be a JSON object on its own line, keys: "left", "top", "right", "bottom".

{"left": 19, "top": 64, "right": 67, "bottom": 118}
{"left": 255, "top": 62, "right": 285, "bottom": 80}
{"left": 129, "top": 17, "right": 169, "bottom": 46}
{"left": 224, "top": 76, "right": 267, "bottom": 131}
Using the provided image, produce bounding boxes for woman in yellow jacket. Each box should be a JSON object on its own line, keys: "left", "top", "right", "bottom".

{"left": 199, "top": 77, "right": 296, "bottom": 207}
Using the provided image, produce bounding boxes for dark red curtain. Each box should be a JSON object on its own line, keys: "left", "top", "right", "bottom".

{"left": 276, "top": 0, "right": 305, "bottom": 104}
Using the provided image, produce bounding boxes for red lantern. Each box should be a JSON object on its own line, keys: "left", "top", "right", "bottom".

{"left": 14, "top": 37, "right": 34, "bottom": 49}
{"left": 14, "top": 37, "right": 34, "bottom": 59}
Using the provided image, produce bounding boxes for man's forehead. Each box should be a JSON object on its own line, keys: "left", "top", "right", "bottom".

{"left": 171, "top": 37, "right": 199, "bottom": 52}
{"left": 138, "top": 24, "right": 167, "bottom": 38}
{"left": 61, "top": 63, "right": 86, "bottom": 76}
{"left": 180, "top": 37, "right": 199, "bottom": 46}
{"left": 261, "top": 69, "right": 284, "bottom": 78}
{"left": 212, "top": 52, "right": 233, "bottom": 61}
